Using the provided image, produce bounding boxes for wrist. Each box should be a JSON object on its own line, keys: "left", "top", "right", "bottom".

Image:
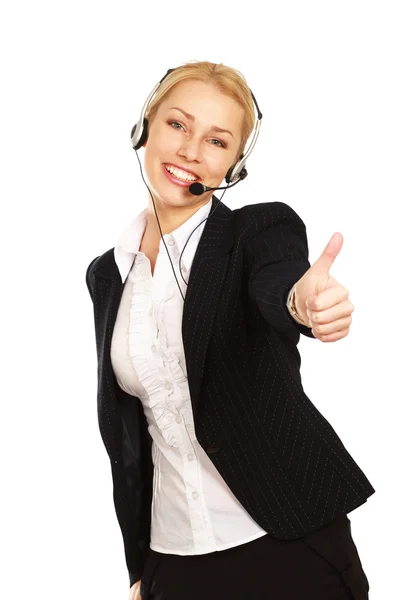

{"left": 287, "top": 284, "right": 310, "bottom": 327}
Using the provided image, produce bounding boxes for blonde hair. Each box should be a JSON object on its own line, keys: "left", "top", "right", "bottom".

{"left": 146, "top": 61, "right": 256, "bottom": 161}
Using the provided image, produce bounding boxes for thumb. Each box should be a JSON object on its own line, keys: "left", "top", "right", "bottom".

{"left": 310, "top": 232, "right": 343, "bottom": 276}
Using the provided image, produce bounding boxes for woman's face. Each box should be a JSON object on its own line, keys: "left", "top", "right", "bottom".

{"left": 143, "top": 79, "right": 244, "bottom": 210}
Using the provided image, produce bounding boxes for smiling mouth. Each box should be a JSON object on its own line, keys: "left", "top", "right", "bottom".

{"left": 164, "top": 164, "right": 200, "bottom": 182}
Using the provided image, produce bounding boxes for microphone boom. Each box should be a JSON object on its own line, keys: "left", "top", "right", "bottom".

{"left": 189, "top": 177, "right": 243, "bottom": 196}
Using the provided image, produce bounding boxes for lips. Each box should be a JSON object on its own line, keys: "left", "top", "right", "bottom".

{"left": 163, "top": 163, "right": 201, "bottom": 180}
{"left": 163, "top": 164, "right": 199, "bottom": 188}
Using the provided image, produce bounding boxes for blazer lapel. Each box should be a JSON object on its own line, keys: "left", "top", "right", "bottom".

{"left": 182, "top": 196, "right": 234, "bottom": 419}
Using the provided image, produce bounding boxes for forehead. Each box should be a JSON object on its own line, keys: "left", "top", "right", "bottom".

{"left": 158, "top": 79, "right": 244, "bottom": 136}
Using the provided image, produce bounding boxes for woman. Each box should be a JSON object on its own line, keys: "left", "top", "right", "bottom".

{"left": 86, "top": 61, "right": 375, "bottom": 600}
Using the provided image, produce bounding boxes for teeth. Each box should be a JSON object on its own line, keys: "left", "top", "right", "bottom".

{"left": 165, "top": 164, "right": 198, "bottom": 182}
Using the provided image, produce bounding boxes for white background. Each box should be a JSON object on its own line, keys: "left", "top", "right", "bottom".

{"left": 1, "top": 1, "right": 398, "bottom": 598}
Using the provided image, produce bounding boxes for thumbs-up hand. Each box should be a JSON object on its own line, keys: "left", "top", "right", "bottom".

{"left": 293, "top": 232, "right": 355, "bottom": 342}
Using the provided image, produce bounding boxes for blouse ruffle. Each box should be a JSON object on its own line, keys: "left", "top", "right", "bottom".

{"left": 128, "top": 267, "right": 191, "bottom": 448}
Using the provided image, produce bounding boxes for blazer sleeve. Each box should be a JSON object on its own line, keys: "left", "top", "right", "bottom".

{"left": 243, "top": 201, "right": 316, "bottom": 342}
{"left": 85, "top": 256, "right": 99, "bottom": 301}
{"left": 115, "top": 386, "right": 154, "bottom": 589}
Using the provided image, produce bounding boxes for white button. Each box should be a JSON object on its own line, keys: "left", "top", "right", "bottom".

{"left": 192, "top": 491, "right": 199, "bottom": 500}
{"left": 151, "top": 345, "right": 156, "bottom": 352}
{"left": 168, "top": 239, "right": 175, "bottom": 246}
{"left": 187, "top": 453, "right": 194, "bottom": 461}
{"left": 165, "top": 381, "right": 171, "bottom": 390}
{"left": 208, "top": 536, "right": 213, "bottom": 542}
{"left": 175, "top": 415, "right": 182, "bottom": 424}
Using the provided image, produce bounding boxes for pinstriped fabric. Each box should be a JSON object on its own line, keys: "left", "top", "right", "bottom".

{"left": 89, "top": 268, "right": 153, "bottom": 584}
{"left": 244, "top": 203, "right": 316, "bottom": 343}
{"left": 86, "top": 197, "right": 375, "bottom": 586}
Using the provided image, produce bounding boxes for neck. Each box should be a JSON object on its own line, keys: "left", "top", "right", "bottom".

{"left": 145, "top": 192, "right": 212, "bottom": 237}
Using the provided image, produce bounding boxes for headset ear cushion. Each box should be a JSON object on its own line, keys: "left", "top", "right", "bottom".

{"left": 131, "top": 118, "right": 149, "bottom": 150}
{"left": 225, "top": 153, "right": 244, "bottom": 184}
{"left": 225, "top": 164, "right": 234, "bottom": 184}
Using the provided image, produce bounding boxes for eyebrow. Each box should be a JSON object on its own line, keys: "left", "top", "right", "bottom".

{"left": 169, "top": 106, "right": 234, "bottom": 138}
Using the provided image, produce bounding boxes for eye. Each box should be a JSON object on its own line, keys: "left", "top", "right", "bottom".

{"left": 167, "top": 120, "right": 184, "bottom": 131}
{"left": 167, "top": 120, "right": 226, "bottom": 148}
{"left": 209, "top": 138, "right": 225, "bottom": 148}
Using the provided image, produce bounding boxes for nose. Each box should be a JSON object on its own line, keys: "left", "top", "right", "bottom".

{"left": 177, "top": 136, "right": 202, "bottom": 163}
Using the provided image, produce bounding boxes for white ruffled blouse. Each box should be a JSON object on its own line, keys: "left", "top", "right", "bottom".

{"left": 110, "top": 198, "right": 268, "bottom": 555}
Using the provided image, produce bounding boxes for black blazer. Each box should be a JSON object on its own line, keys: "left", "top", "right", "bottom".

{"left": 86, "top": 197, "right": 375, "bottom": 587}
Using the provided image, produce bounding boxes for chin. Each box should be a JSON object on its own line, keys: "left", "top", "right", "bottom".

{"left": 148, "top": 178, "right": 195, "bottom": 207}
{"left": 151, "top": 189, "right": 190, "bottom": 209}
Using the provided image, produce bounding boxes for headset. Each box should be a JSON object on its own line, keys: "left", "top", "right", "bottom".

{"left": 129, "top": 66, "right": 263, "bottom": 300}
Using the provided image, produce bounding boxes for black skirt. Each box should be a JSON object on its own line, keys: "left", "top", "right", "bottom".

{"left": 140, "top": 513, "right": 370, "bottom": 600}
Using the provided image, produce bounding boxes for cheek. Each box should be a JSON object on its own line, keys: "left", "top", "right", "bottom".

{"left": 143, "top": 138, "right": 163, "bottom": 170}
{"left": 143, "top": 148, "right": 152, "bottom": 175}
{"left": 146, "top": 134, "right": 178, "bottom": 167}
{"left": 207, "top": 156, "right": 231, "bottom": 179}
{"left": 203, "top": 146, "right": 236, "bottom": 173}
